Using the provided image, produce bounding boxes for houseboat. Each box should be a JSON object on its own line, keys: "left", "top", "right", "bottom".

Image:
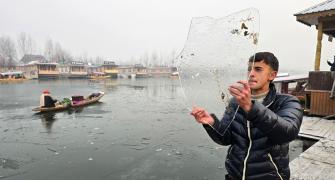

{"left": 37, "top": 62, "right": 60, "bottom": 79}
{"left": 289, "top": 2, "right": 335, "bottom": 180}
{"left": 58, "top": 64, "right": 70, "bottom": 78}
{"left": 273, "top": 73, "right": 309, "bottom": 112}
{"left": 102, "top": 61, "right": 118, "bottom": 78}
{"left": 293, "top": 1, "right": 335, "bottom": 117}
{"left": 134, "top": 64, "right": 149, "bottom": 78}
{"left": 18, "top": 54, "right": 48, "bottom": 79}
{"left": 273, "top": 73, "right": 308, "bottom": 94}
{"left": 87, "top": 64, "right": 104, "bottom": 76}
{"left": 68, "top": 61, "right": 87, "bottom": 78}
{"left": 118, "top": 65, "right": 136, "bottom": 78}
{"left": 23, "top": 61, "right": 59, "bottom": 79}
{"left": 147, "top": 66, "right": 173, "bottom": 77}
{"left": 20, "top": 62, "right": 38, "bottom": 79}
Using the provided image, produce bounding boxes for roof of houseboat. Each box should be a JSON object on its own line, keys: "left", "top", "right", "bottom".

{"left": 273, "top": 74, "right": 308, "bottom": 83}
{"left": 295, "top": 0, "right": 335, "bottom": 16}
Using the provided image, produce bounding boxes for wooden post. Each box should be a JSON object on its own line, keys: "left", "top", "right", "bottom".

{"left": 315, "top": 21, "right": 323, "bottom": 71}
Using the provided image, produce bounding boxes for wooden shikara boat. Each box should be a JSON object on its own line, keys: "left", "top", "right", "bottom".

{"left": 71, "top": 91, "right": 105, "bottom": 107}
{"left": 32, "top": 91, "right": 105, "bottom": 113}
{"left": 32, "top": 103, "right": 70, "bottom": 113}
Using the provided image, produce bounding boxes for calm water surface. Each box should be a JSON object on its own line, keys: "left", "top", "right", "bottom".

{"left": 0, "top": 78, "right": 306, "bottom": 180}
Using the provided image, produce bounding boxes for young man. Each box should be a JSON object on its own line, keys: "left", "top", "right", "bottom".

{"left": 191, "top": 52, "right": 303, "bottom": 180}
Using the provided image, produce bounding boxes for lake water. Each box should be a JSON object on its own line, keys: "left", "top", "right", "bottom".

{"left": 0, "top": 78, "right": 310, "bottom": 180}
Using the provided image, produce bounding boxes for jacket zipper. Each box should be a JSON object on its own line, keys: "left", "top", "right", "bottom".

{"left": 242, "top": 120, "right": 252, "bottom": 180}
{"left": 228, "top": 146, "right": 233, "bottom": 156}
{"left": 265, "top": 100, "right": 282, "bottom": 180}
{"left": 268, "top": 153, "right": 283, "bottom": 180}
{"left": 241, "top": 100, "right": 274, "bottom": 180}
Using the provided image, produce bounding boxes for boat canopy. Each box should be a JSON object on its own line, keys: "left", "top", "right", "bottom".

{"left": 0, "top": 71, "right": 24, "bottom": 76}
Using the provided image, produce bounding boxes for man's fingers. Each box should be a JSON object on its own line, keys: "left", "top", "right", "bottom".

{"left": 230, "top": 84, "right": 243, "bottom": 91}
{"left": 229, "top": 87, "right": 249, "bottom": 101}
{"left": 229, "top": 87, "right": 242, "bottom": 95}
{"left": 191, "top": 107, "right": 202, "bottom": 115}
{"left": 191, "top": 109, "right": 206, "bottom": 120}
{"left": 238, "top": 80, "right": 250, "bottom": 90}
{"left": 194, "top": 110, "right": 203, "bottom": 117}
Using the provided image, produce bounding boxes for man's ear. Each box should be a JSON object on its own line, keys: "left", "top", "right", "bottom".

{"left": 269, "top": 71, "right": 277, "bottom": 81}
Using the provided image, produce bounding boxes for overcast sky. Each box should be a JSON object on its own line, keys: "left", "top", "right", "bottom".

{"left": 1, "top": 0, "right": 334, "bottom": 72}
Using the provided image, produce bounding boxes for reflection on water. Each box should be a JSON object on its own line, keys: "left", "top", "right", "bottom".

{"left": 37, "top": 105, "right": 95, "bottom": 132}
{"left": 39, "top": 112, "right": 57, "bottom": 133}
{"left": 0, "top": 158, "right": 20, "bottom": 170}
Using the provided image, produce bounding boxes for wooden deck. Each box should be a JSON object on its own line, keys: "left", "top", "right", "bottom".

{"left": 290, "top": 117, "right": 335, "bottom": 180}
{"left": 297, "top": 117, "right": 335, "bottom": 140}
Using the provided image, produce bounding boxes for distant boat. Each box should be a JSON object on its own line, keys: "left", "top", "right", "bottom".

{"left": 89, "top": 72, "right": 110, "bottom": 80}
{"left": 170, "top": 71, "right": 179, "bottom": 77}
{"left": 135, "top": 72, "right": 149, "bottom": 78}
{"left": 0, "top": 71, "right": 26, "bottom": 82}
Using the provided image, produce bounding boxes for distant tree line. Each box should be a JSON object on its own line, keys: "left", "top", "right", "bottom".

{"left": 0, "top": 32, "right": 178, "bottom": 68}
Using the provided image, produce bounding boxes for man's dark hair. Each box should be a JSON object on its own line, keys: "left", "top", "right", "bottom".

{"left": 248, "top": 52, "right": 279, "bottom": 71}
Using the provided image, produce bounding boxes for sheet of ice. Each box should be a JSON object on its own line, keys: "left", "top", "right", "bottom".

{"left": 176, "top": 8, "right": 259, "bottom": 115}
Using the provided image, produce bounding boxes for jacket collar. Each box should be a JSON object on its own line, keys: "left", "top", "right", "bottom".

{"left": 262, "top": 83, "right": 277, "bottom": 107}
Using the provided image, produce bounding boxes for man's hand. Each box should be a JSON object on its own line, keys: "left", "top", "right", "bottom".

{"left": 190, "top": 107, "right": 214, "bottom": 125}
{"left": 229, "top": 80, "right": 252, "bottom": 113}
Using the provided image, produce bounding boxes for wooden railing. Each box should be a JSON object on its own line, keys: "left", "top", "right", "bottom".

{"left": 331, "top": 78, "right": 335, "bottom": 98}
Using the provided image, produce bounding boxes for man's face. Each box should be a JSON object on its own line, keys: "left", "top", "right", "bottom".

{"left": 247, "top": 60, "right": 277, "bottom": 94}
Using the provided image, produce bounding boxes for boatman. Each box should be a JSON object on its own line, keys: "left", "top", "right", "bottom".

{"left": 191, "top": 52, "right": 303, "bottom": 180}
{"left": 327, "top": 55, "right": 335, "bottom": 71}
{"left": 40, "top": 89, "right": 58, "bottom": 108}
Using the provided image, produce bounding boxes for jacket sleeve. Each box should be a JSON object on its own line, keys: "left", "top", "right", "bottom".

{"left": 246, "top": 95, "right": 303, "bottom": 144}
{"left": 202, "top": 112, "right": 232, "bottom": 146}
{"left": 52, "top": 97, "right": 57, "bottom": 103}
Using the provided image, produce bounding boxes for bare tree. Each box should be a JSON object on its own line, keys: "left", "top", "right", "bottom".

{"left": 151, "top": 51, "right": 158, "bottom": 67}
{"left": 0, "top": 54, "right": 4, "bottom": 67}
{"left": 81, "top": 51, "right": 88, "bottom": 64}
{"left": 17, "top": 32, "right": 34, "bottom": 58}
{"left": 95, "top": 56, "right": 104, "bottom": 65}
{"left": 62, "top": 50, "right": 73, "bottom": 63}
{"left": 53, "top": 42, "right": 73, "bottom": 64}
{"left": 142, "top": 52, "right": 149, "bottom": 67}
{"left": 159, "top": 52, "right": 164, "bottom": 66}
{"left": 44, "top": 38, "right": 54, "bottom": 62}
{"left": 170, "top": 49, "right": 177, "bottom": 66}
{"left": 130, "top": 56, "right": 136, "bottom": 65}
{"left": 53, "top": 42, "right": 63, "bottom": 64}
{"left": 88, "top": 57, "right": 94, "bottom": 64}
{"left": 0, "top": 36, "right": 17, "bottom": 68}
